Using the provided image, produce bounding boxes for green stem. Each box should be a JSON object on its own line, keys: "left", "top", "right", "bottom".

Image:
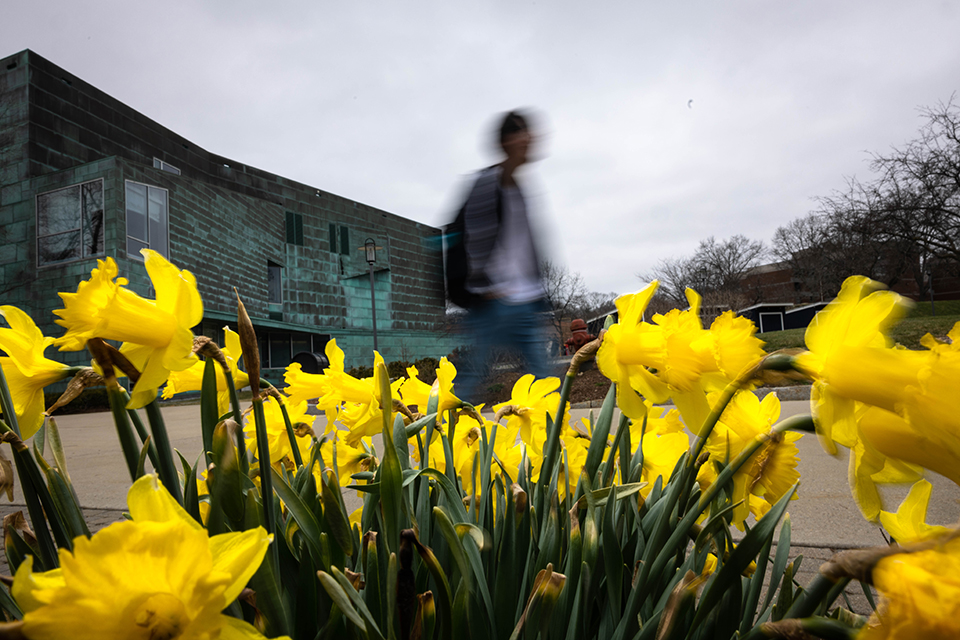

{"left": 278, "top": 401, "right": 304, "bottom": 468}
{"left": 120, "top": 391, "right": 161, "bottom": 474}
{"left": 614, "top": 416, "right": 809, "bottom": 640}
{"left": 144, "top": 400, "right": 183, "bottom": 505}
{"left": 253, "top": 398, "right": 276, "bottom": 538}
{"left": 225, "top": 371, "right": 248, "bottom": 475}
{"left": 0, "top": 420, "right": 59, "bottom": 569}
{"left": 541, "top": 372, "right": 575, "bottom": 490}
{"left": 0, "top": 366, "right": 21, "bottom": 437}
{"left": 107, "top": 384, "right": 141, "bottom": 482}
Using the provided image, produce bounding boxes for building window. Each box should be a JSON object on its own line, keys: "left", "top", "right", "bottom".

{"left": 329, "top": 223, "right": 338, "bottom": 252}
{"left": 267, "top": 262, "right": 283, "bottom": 304}
{"left": 152, "top": 158, "right": 181, "bottom": 176}
{"left": 339, "top": 225, "right": 350, "bottom": 256}
{"left": 125, "top": 181, "right": 168, "bottom": 259}
{"left": 285, "top": 211, "right": 304, "bottom": 245}
{"left": 36, "top": 179, "right": 104, "bottom": 265}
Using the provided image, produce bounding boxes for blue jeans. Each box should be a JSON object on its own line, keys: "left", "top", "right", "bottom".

{"left": 456, "top": 297, "right": 551, "bottom": 404}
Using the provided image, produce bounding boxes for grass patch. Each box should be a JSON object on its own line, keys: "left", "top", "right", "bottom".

{"left": 908, "top": 300, "right": 960, "bottom": 317}
{"left": 760, "top": 313, "right": 960, "bottom": 352}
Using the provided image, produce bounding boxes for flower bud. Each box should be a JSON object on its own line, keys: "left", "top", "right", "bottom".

{"left": 192, "top": 336, "right": 228, "bottom": 370}
{"left": 46, "top": 368, "right": 103, "bottom": 415}
{"left": 235, "top": 290, "right": 260, "bottom": 399}
{"left": 0, "top": 447, "right": 13, "bottom": 501}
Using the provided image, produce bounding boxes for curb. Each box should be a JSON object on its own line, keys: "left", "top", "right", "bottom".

{"left": 569, "top": 385, "right": 813, "bottom": 410}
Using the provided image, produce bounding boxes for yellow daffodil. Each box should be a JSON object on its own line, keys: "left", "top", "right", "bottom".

{"left": 283, "top": 340, "right": 354, "bottom": 428}
{"left": 452, "top": 423, "right": 483, "bottom": 495}
{"left": 12, "top": 474, "right": 284, "bottom": 640}
{"left": 598, "top": 284, "right": 764, "bottom": 434}
{"left": 708, "top": 311, "right": 766, "bottom": 382}
{"left": 349, "top": 506, "right": 363, "bottom": 530}
{"left": 435, "top": 357, "right": 462, "bottom": 413}
{"left": 878, "top": 479, "right": 950, "bottom": 544}
{"left": 699, "top": 392, "right": 801, "bottom": 528}
{"left": 319, "top": 434, "right": 377, "bottom": 489}
{"left": 794, "top": 276, "right": 919, "bottom": 454}
{"left": 889, "top": 333, "right": 960, "bottom": 483}
{"left": 493, "top": 374, "right": 562, "bottom": 453}
{"left": 53, "top": 252, "right": 202, "bottom": 408}
{"left": 490, "top": 417, "right": 540, "bottom": 483}
{"left": 162, "top": 328, "right": 250, "bottom": 416}
{"left": 859, "top": 534, "right": 960, "bottom": 640}
{"left": 628, "top": 401, "right": 685, "bottom": 444}
{"left": 244, "top": 396, "right": 315, "bottom": 466}
{"left": 558, "top": 434, "right": 590, "bottom": 500}
{"left": 338, "top": 360, "right": 404, "bottom": 446}
{"left": 316, "top": 347, "right": 405, "bottom": 446}
{"left": 397, "top": 365, "right": 434, "bottom": 413}
{"left": 639, "top": 431, "right": 689, "bottom": 498}
{"left": 317, "top": 340, "right": 376, "bottom": 408}
{"left": 0, "top": 306, "right": 72, "bottom": 438}
{"left": 597, "top": 281, "right": 670, "bottom": 419}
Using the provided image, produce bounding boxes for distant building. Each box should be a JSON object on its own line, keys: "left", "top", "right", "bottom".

{"left": 0, "top": 49, "right": 458, "bottom": 375}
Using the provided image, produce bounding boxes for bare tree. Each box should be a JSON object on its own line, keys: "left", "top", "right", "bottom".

{"left": 695, "top": 235, "right": 767, "bottom": 292}
{"left": 798, "top": 98, "right": 960, "bottom": 299}
{"left": 640, "top": 235, "right": 767, "bottom": 307}
{"left": 539, "top": 260, "right": 588, "bottom": 344}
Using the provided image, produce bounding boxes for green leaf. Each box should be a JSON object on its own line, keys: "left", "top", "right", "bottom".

{"left": 34, "top": 452, "right": 90, "bottom": 540}
{"left": 436, "top": 506, "right": 496, "bottom": 636}
{"left": 320, "top": 468, "right": 355, "bottom": 557}
{"left": 331, "top": 566, "right": 386, "bottom": 640}
{"left": 387, "top": 552, "right": 398, "bottom": 640}
{"left": 182, "top": 453, "right": 203, "bottom": 526}
{"left": 244, "top": 490, "right": 291, "bottom": 638}
{"left": 200, "top": 357, "right": 219, "bottom": 462}
{"left": 378, "top": 362, "right": 404, "bottom": 557}
{"left": 581, "top": 383, "right": 617, "bottom": 485}
{"left": 270, "top": 467, "right": 326, "bottom": 566}
{"left": 691, "top": 483, "right": 798, "bottom": 630}
{"left": 0, "top": 581, "right": 22, "bottom": 621}
{"left": 106, "top": 384, "right": 142, "bottom": 482}
{"left": 418, "top": 468, "right": 469, "bottom": 522}
{"left": 602, "top": 485, "right": 624, "bottom": 617}
{"left": 135, "top": 435, "right": 151, "bottom": 478}
{"left": 740, "top": 527, "right": 774, "bottom": 634}
{"left": 405, "top": 412, "right": 439, "bottom": 437}
{"left": 318, "top": 570, "right": 369, "bottom": 633}
{"left": 762, "top": 513, "right": 793, "bottom": 612}
{"left": 207, "top": 420, "right": 245, "bottom": 534}
{"left": 142, "top": 400, "right": 182, "bottom": 505}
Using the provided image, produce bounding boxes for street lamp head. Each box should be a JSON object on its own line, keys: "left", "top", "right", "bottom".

{"left": 364, "top": 238, "right": 376, "bottom": 264}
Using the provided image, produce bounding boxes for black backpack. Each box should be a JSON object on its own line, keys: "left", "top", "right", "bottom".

{"left": 443, "top": 182, "right": 502, "bottom": 309}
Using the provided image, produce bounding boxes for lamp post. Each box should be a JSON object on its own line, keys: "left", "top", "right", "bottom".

{"left": 364, "top": 238, "right": 379, "bottom": 352}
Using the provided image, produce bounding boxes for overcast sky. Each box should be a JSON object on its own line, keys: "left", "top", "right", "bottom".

{"left": 5, "top": 1, "right": 960, "bottom": 295}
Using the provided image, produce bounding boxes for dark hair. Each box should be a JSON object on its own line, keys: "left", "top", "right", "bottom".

{"left": 498, "top": 110, "right": 529, "bottom": 145}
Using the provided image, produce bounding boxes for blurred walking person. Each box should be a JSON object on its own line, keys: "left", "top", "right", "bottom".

{"left": 446, "top": 110, "right": 551, "bottom": 403}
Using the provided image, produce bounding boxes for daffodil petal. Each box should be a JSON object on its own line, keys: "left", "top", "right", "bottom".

{"left": 127, "top": 474, "right": 202, "bottom": 530}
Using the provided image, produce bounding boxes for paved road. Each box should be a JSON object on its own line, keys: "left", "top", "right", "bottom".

{"left": 7, "top": 399, "right": 960, "bottom": 549}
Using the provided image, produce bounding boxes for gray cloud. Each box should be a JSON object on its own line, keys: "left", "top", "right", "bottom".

{"left": 5, "top": 1, "right": 960, "bottom": 295}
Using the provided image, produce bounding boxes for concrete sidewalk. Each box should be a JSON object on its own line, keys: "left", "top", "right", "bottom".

{"left": 15, "top": 399, "right": 951, "bottom": 547}
{"left": 1, "top": 398, "right": 955, "bottom": 615}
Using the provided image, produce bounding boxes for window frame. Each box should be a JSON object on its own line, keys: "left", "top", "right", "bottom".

{"left": 152, "top": 157, "right": 182, "bottom": 176}
{"left": 124, "top": 179, "right": 170, "bottom": 261}
{"left": 267, "top": 262, "right": 283, "bottom": 305}
{"left": 285, "top": 211, "right": 304, "bottom": 246}
{"left": 35, "top": 178, "right": 105, "bottom": 268}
